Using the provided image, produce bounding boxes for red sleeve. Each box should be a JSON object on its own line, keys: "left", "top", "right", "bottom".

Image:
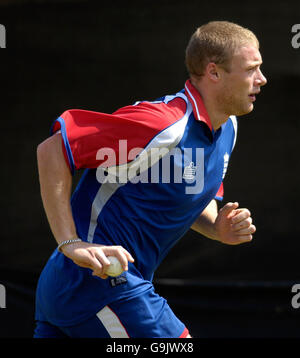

{"left": 50, "top": 98, "right": 187, "bottom": 174}
{"left": 215, "top": 182, "right": 224, "bottom": 201}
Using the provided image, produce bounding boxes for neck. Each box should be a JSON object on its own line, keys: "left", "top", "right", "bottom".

{"left": 191, "top": 78, "right": 229, "bottom": 131}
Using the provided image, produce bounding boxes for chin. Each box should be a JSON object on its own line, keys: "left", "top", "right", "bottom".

{"left": 235, "top": 104, "right": 254, "bottom": 116}
{"left": 245, "top": 104, "right": 254, "bottom": 114}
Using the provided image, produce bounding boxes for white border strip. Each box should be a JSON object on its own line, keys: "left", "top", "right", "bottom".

{"left": 96, "top": 306, "right": 129, "bottom": 338}
{"left": 184, "top": 83, "right": 200, "bottom": 121}
{"left": 230, "top": 115, "right": 238, "bottom": 150}
{"left": 87, "top": 180, "right": 123, "bottom": 242}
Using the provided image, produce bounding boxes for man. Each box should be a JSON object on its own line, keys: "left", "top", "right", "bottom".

{"left": 34, "top": 21, "right": 267, "bottom": 338}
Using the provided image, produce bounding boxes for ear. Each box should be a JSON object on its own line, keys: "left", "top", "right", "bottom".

{"left": 206, "top": 62, "right": 221, "bottom": 83}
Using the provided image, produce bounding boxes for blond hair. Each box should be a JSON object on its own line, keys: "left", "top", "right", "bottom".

{"left": 185, "top": 21, "right": 259, "bottom": 76}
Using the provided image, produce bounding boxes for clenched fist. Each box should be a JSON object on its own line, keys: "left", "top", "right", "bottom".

{"left": 215, "top": 202, "right": 256, "bottom": 245}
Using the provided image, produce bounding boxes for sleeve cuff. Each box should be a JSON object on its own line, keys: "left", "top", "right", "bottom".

{"left": 50, "top": 116, "right": 76, "bottom": 175}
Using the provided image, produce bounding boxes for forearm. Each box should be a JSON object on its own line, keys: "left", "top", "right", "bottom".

{"left": 190, "top": 199, "right": 219, "bottom": 240}
{"left": 37, "top": 133, "right": 135, "bottom": 277}
{"left": 37, "top": 133, "right": 78, "bottom": 245}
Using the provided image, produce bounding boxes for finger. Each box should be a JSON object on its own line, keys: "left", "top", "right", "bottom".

{"left": 94, "top": 250, "right": 111, "bottom": 273}
{"left": 73, "top": 251, "right": 104, "bottom": 272}
{"left": 236, "top": 234, "right": 253, "bottom": 243}
{"left": 98, "top": 273, "right": 109, "bottom": 279}
{"left": 232, "top": 208, "right": 251, "bottom": 216}
{"left": 103, "top": 246, "right": 135, "bottom": 268}
{"left": 101, "top": 247, "right": 128, "bottom": 271}
{"left": 233, "top": 224, "right": 256, "bottom": 236}
{"left": 113, "top": 250, "right": 130, "bottom": 271}
{"left": 88, "top": 257, "right": 104, "bottom": 276}
{"left": 231, "top": 209, "right": 251, "bottom": 224}
{"left": 122, "top": 248, "right": 135, "bottom": 263}
{"left": 92, "top": 271, "right": 108, "bottom": 279}
{"left": 231, "top": 217, "right": 252, "bottom": 231}
{"left": 220, "top": 202, "right": 239, "bottom": 217}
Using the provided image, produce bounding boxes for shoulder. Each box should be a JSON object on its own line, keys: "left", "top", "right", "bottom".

{"left": 113, "top": 92, "right": 189, "bottom": 131}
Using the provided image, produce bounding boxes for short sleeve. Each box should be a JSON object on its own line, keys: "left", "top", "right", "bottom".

{"left": 50, "top": 98, "right": 187, "bottom": 175}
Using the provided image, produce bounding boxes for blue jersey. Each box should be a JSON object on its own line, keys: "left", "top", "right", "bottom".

{"left": 35, "top": 80, "right": 237, "bottom": 326}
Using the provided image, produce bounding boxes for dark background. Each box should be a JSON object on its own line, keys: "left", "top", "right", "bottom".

{"left": 0, "top": 0, "right": 300, "bottom": 339}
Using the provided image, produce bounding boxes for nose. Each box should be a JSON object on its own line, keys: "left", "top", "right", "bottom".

{"left": 256, "top": 69, "right": 267, "bottom": 87}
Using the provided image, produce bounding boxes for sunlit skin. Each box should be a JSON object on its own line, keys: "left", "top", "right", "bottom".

{"left": 192, "top": 43, "right": 267, "bottom": 130}
{"left": 191, "top": 42, "right": 267, "bottom": 247}
{"left": 217, "top": 45, "right": 267, "bottom": 117}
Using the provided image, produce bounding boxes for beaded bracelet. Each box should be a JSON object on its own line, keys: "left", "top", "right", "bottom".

{"left": 57, "top": 238, "right": 82, "bottom": 252}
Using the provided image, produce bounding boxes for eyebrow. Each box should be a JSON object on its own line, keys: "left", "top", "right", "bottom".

{"left": 246, "top": 60, "right": 262, "bottom": 68}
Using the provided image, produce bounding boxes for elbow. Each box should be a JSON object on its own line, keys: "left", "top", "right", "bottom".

{"left": 37, "top": 139, "right": 51, "bottom": 167}
{"left": 37, "top": 133, "right": 62, "bottom": 161}
{"left": 36, "top": 134, "right": 58, "bottom": 168}
{"left": 37, "top": 140, "right": 46, "bottom": 165}
{"left": 36, "top": 133, "right": 71, "bottom": 174}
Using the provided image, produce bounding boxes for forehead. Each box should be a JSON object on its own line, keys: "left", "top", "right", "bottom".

{"left": 232, "top": 44, "right": 262, "bottom": 67}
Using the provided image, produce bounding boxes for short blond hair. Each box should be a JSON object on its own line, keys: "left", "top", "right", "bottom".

{"left": 185, "top": 21, "right": 259, "bottom": 76}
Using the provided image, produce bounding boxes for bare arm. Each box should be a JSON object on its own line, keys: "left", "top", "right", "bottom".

{"left": 37, "top": 133, "right": 134, "bottom": 278}
{"left": 191, "top": 199, "right": 219, "bottom": 240}
{"left": 191, "top": 199, "right": 256, "bottom": 245}
{"left": 37, "top": 133, "right": 78, "bottom": 244}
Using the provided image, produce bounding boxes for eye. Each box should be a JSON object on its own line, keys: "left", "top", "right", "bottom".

{"left": 247, "top": 63, "right": 262, "bottom": 73}
{"left": 247, "top": 66, "right": 257, "bottom": 73}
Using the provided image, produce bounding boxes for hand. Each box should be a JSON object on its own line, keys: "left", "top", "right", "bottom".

{"left": 61, "top": 241, "right": 135, "bottom": 279}
{"left": 214, "top": 202, "right": 256, "bottom": 245}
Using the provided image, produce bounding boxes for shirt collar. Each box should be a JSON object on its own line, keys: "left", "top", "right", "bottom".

{"left": 184, "top": 79, "right": 213, "bottom": 132}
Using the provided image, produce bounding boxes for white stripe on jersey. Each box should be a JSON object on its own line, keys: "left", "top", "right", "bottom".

{"left": 184, "top": 83, "right": 201, "bottom": 121}
{"left": 230, "top": 115, "right": 238, "bottom": 150}
{"left": 87, "top": 180, "right": 124, "bottom": 242}
{"left": 96, "top": 306, "right": 129, "bottom": 338}
{"left": 87, "top": 93, "right": 192, "bottom": 243}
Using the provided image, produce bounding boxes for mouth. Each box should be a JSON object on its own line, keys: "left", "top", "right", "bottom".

{"left": 249, "top": 90, "right": 260, "bottom": 102}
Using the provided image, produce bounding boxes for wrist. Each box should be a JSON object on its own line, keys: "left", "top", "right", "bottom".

{"left": 213, "top": 228, "right": 223, "bottom": 242}
{"left": 209, "top": 223, "right": 221, "bottom": 241}
{"left": 58, "top": 238, "right": 82, "bottom": 253}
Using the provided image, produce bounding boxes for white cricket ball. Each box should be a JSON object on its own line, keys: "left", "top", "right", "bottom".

{"left": 105, "top": 256, "right": 124, "bottom": 277}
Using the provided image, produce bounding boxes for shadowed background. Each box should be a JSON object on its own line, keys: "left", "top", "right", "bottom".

{"left": 0, "top": 0, "right": 300, "bottom": 338}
